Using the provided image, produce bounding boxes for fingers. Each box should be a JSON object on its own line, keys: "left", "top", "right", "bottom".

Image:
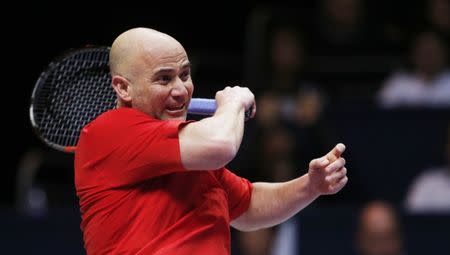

{"left": 250, "top": 102, "right": 256, "bottom": 119}
{"left": 309, "top": 157, "right": 329, "bottom": 171}
{"left": 308, "top": 144, "right": 348, "bottom": 195}
{"left": 329, "top": 175, "right": 348, "bottom": 194}
{"left": 325, "top": 157, "right": 346, "bottom": 173}
{"left": 326, "top": 143, "right": 346, "bottom": 162}
{"left": 325, "top": 166, "right": 347, "bottom": 183}
{"left": 216, "top": 86, "right": 255, "bottom": 117}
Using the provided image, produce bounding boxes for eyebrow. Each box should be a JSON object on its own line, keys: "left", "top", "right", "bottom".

{"left": 153, "top": 62, "right": 191, "bottom": 75}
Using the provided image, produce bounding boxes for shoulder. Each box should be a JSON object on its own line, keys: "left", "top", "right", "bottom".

{"left": 87, "top": 108, "right": 153, "bottom": 128}
{"left": 80, "top": 107, "right": 191, "bottom": 143}
{"left": 413, "top": 167, "right": 448, "bottom": 185}
{"left": 435, "top": 70, "right": 450, "bottom": 85}
{"left": 81, "top": 108, "right": 166, "bottom": 136}
{"left": 76, "top": 108, "right": 186, "bottom": 155}
{"left": 383, "top": 70, "right": 418, "bottom": 86}
{"left": 78, "top": 108, "right": 158, "bottom": 146}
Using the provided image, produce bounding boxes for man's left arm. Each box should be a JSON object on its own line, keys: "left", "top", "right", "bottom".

{"left": 231, "top": 143, "right": 347, "bottom": 231}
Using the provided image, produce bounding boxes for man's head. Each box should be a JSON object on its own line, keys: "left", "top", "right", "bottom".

{"left": 109, "top": 27, "right": 193, "bottom": 120}
{"left": 355, "top": 200, "right": 404, "bottom": 255}
{"left": 410, "top": 31, "right": 447, "bottom": 79}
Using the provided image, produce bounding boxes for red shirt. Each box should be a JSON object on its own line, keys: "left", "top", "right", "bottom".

{"left": 75, "top": 108, "right": 252, "bottom": 255}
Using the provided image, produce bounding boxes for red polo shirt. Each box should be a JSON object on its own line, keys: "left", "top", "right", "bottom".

{"left": 75, "top": 108, "right": 252, "bottom": 255}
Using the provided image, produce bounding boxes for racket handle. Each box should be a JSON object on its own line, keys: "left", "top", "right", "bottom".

{"left": 188, "top": 98, "right": 252, "bottom": 120}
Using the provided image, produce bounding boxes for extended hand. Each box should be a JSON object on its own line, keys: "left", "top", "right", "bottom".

{"left": 307, "top": 143, "right": 348, "bottom": 195}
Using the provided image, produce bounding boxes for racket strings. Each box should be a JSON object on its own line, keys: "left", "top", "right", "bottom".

{"left": 33, "top": 48, "right": 116, "bottom": 148}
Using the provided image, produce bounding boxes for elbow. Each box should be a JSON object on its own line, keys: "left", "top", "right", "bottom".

{"left": 207, "top": 138, "right": 238, "bottom": 169}
{"left": 179, "top": 124, "right": 240, "bottom": 170}
{"left": 220, "top": 138, "right": 239, "bottom": 163}
{"left": 180, "top": 136, "right": 239, "bottom": 170}
{"left": 233, "top": 224, "right": 261, "bottom": 232}
{"left": 231, "top": 213, "right": 265, "bottom": 232}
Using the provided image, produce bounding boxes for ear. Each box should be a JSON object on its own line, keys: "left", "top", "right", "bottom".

{"left": 111, "top": 75, "right": 132, "bottom": 103}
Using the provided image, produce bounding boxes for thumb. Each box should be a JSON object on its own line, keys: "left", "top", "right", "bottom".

{"left": 326, "top": 143, "right": 346, "bottom": 162}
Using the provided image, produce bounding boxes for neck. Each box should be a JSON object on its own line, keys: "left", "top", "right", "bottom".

{"left": 116, "top": 100, "right": 131, "bottom": 108}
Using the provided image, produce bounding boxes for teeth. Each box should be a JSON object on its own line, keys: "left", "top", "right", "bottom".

{"left": 168, "top": 104, "right": 184, "bottom": 111}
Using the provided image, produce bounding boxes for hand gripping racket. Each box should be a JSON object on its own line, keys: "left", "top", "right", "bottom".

{"left": 29, "top": 46, "right": 251, "bottom": 153}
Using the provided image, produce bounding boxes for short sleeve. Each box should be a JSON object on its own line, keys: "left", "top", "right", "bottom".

{"left": 215, "top": 168, "right": 253, "bottom": 220}
{"left": 76, "top": 108, "right": 192, "bottom": 187}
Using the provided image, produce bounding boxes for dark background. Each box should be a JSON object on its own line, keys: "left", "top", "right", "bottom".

{"left": 5, "top": 0, "right": 433, "bottom": 206}
{"left": 7, "top": 2, "right": 255, "bottom": 206}
{"left": 3, "top": 1, "right": 449, "bottom": 254}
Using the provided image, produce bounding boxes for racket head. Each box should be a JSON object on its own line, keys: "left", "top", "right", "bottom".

{"left": 30, "top": 46, "right": 116, "bottom": 153}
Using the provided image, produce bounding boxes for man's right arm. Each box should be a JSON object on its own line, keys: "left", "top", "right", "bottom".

{"left": 179, "top": 86, "right": 255, "bottom": 170}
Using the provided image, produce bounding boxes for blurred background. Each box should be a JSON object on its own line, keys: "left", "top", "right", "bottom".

{"left": 4, "top": 0, "right": 450, "bottom": 254}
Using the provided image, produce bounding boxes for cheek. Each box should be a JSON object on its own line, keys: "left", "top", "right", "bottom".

{"left": 133, "top": 87, "right": 151, "bottom": 106}
{"left": 186, "top": 82, "right": 194, "bottom": 96}
{"left": 149, "top": 87, "right": 170, "bottom": 106}
{"left": 132, "top": 86, "right": 164, "bottom": 111}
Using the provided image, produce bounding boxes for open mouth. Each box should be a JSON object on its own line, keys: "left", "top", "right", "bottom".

{"left": 166, "top": 104, "right": 185, "bottom": 114}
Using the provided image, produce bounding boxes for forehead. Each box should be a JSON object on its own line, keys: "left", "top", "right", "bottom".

{"left": 141, "top": 41, "right": 189, "bottom": 70}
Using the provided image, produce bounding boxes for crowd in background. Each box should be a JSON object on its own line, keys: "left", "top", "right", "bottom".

{"left": 11, "top": 0, "right": 450, "bottom": 255}
{"left": 227, "top": 1, "right": 450, "bottom": 254}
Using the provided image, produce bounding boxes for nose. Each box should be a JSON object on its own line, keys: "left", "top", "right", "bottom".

{"left": 170, "top": 77, "right": 188, "bottom": 100}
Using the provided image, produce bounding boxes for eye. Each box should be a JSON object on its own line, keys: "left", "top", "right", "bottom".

{"left": 180, "top": 70, "right": 190, "bottom": 81}
{"left": 159, "top": 75, "right": 172, "bottom": 84}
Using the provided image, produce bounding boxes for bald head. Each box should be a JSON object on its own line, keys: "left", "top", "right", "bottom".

{"left": 108, "top": 27, "right": 193, "bottom": 120}
{"left": 109, "top": 27, "right": 185, "bottom": 79}
{"left": 356, "top": 201, "right": 404, "bottom": 255}
{"left": 359, "top": 201, "right": 399, "bottom": 232}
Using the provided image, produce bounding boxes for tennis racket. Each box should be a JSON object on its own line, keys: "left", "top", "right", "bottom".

{"left": 30, "top": 46, "right": 251, "bottom": 153}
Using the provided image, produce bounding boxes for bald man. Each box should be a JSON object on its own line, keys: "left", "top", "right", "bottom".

{"left": 74, "top": 27, "right": 348, "bottom": 255}
{"left": 355, "top": 201, "right": 405, "bottom": 255}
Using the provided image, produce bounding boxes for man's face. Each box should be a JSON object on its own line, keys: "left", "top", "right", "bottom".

{"left": 357, "top": 206, "right": 403, "bottom": 255}
{"left": 129, "top": 47, "right": 194, "bottom": 121}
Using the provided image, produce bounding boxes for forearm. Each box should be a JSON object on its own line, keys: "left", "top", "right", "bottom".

{"left": 179, "top": 102, "right": 245, "bottom": 170}
{"left": 231, "top": 174, "right": 319, "bottom": 231}
{"left": 204, "top": 102, "right": 245, "bottom": 153}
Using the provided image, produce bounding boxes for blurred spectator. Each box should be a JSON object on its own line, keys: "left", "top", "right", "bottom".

{"left": 229, "top": 90, "right": 284, "bottom": 181}
{"left": 309, "top": 0, "right": 384, "bottom": 55}
{"left": 236, "top": 228, "right": 274, "bottom": 255}
{"left": 15, "top": 146, "right": 75, "bottom": 217}
{"left": 267, "top": 24, "right": 305, "bottom": 94}
{"left": 236, "top": 125, "right": 299, "bottom": 255}
{"left": 235, "top": 23, "right": 330, "bottom": 178}
{"left": 256, "top": 90, "right": 283, "bottom": 130}
{"left": 354, "top": 200, "right": 406, "bottom": 255}
{"left": 258, "top": 24, "right": 335, "bottom": 170}
{"left": 404, "top": 124, "right": 450, "bottom": 213}
{"left": 426, "top": 0, "right": 450, "bottom": 41}
{"left": 294, "top": 86, "right": 325, "bottom": 127}
{"left": 260, "top": 126, "right": 297, "bottom": 180}
{"left": 268, "top": 29, "right": 327, "bottom": 126}
{"left": 289, "top": 86, "right": 336, "bottom": 170}
{"left": 377, "top": 30, "right": 450, "bottom": 108}
{"left": 255, "top": 22, "right": 321, "bottom": 109}
{"left": 320, "top": 0, "right": 364, "bottom": 45}
{"left": 253, "top": 87, "right": 335, "bottom": 181}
